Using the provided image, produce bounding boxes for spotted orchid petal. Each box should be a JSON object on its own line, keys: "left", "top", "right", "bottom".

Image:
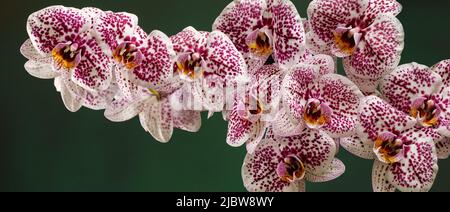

{"left": 363, "top": 0, "right": 402, "bottom": 23}
{"left": 380, "top": 63, "right": 443, "bottom": 114}
{"left": 357, "top": 96, "right": 416, "bottom": 143}
{"left": 386, "top": 127, "right": 438, "bottom": 192}
{"left": 305, "top": 158, "right": 345, "bottom": 183}
{"left": 70, "top": 35, "right": 112, "bottom": 92}
{"left": 436, "top": 138, "right": 450, "bottom": 159}
{"left": 271, "top": 107, "right": 304, "bottom": 137}
{"left": 372, "top": 160, "right": 396, "bottom": 192}
{"left": 304, "top": 54, "right": 336, "bottom": 75}
{"left": 432, "top": 59, "right": 450, "bottom": 89}
{"left": 344, "top": 14, "right": 404, "bottom": 79}
{"left": 126, "top": 30, "right": 177, "bottom": 93}
{"left": 55, "top": 76, "right": 82, "bottom": 112}
{"left": 436, "top": 88, "right": 450, "bottom": 137}
{"left": 170, "top": 90, "right": 202, "bottom": 132}
{"left": 344, "top": 63, "right": 379, "bottom": 93}
{"left": 270, "top": 0, "right": 307, "bottom": 66}
{"left": 278, "top": 129, "right": 337, "bottom": 176}
{"left": 92, "top": 11, "right": 138, "bottom": 55}
{"left": 139, "top": 97, "right": 174, "bottom": 143}
{"left": 307, "top": 0, "right": 368, "bottom": 49}
{"left": 242, "top": 138, "right": 306, "bottom": 192}
{"left": 213, "top": 0, "right": 267, "bottom": 57}
{"left": 318, "top": 74, "right": 364, "bottom": 138}
{"left": 26, "top": 6, "right": 91, "bottom": 55}
{"left": 341, "top": 135, "right": 375, "bottom": 160}
{"left": 171, "top": 26, "right": 207, "bottom": 54}
{"left": 24, "top": 60, "right": 58, "bottom": 80}
{"left": 104, "top": 95, "right": 148, "bottom": 122}
{"left": 206, "top": 31, "right": 247, "bottom": 83}
{"left": 20, "top": 39, "right": 52, "bottom": 64}
{"left": 280, "top": 64, "right": 319, "bottom": 134}
{"left": 227, "top": 109, "right": 264, "bottom": 148}
{"left": 82, "top": 83, "right": 118, "bottom": 110}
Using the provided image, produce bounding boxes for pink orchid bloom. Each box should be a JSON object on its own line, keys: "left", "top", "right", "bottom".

{"left": 341, "top": 96, "right": 439, "bottom": 192}
{"left": 272, "top": 54, "right": 363, "bottom": 139}
{"left": 379, "top": 61, "right": 450, "bottom": 159}
{"left": 213, "top": 0, "right": 309, "bottom": 72}
{"left": 97, "top": 22, "right": 200, "bottom": 143}
{"left": 170, "top": 27, "right": 248, "bottom": 114}
{"left": 227, "top": 64, "right": 283, "bottom": 153}
{"left": 242, "top": 127, "right": 345, "bottom": 192}
{"left": 21, "top": 6, "right": 117, "bottom": 112}
{"left": 307, "top": 0, "right": 404, "bottom": 93}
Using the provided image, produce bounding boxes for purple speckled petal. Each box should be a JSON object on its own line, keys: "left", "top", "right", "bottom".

{"left": 26, "top": 6, "right": 91, "bottom": 54}
{"left": 271, "top": 107, "right": 304, "bottom": 137}
{"left": 344, "top": 63, "right": 379, "bottom": 93}
{"left": 82, "top": 83, "right": 117, "bottom": 110}
{"left": 172, "top": 110, "right": 201, "bottom": 133}
{"left": 213, "top": 0, "right": 266, "bottom": 56}
{"left": 57, "top": 76, "right": 82, "bottom": 112}
{"left": 372, "top": 160, "right": 396, "bottom": 192}
{"left": 242, "top": 138, "right": 305, "bottom": 192}
{"left": 344, "top": 14, "right": 404, "bottom": 80}
{"left": 104, "top": 96, "right": 148, "bottom": 122}
{"left": 307, "top": 0, "right": 368, "bottom": 46}
{"left": 431, "top": 59, "right": 450, "bottom": 90}
{"left": 436, "top": 138, "right": 450, "bottom": 159}
{"left": 24, "top": 60, "right": 58, "bottom": 79}
{"left": 171, "top": 26, "right": 208, "bottom": 54}
{"left": 205, "top": 31, "right": 247, "bottom": 83}
{"left": 93, "top": 11, "right": 138, "bottom": 54}
{"left": 318, "top": 74, "right": 364, "bottom": 138}
{"left": 436, "top": 88, "right": 450, "bottom": 137}
{"left": 271, "top": 0, "right": 307, "bottom": 66}
{"left": 305, "top": 54, "right": 336, "bottom": 75}
{"left": 341, "top": 135, "right": 375, "bottom": 160}
{"left": 139, "top": 98, "right": 173, "bottom": 143}
{"left": 245, "top": 124, "right": 267, "bottom": 154}
{"left": 363, "top": 0, "right": 402, "bottom": 24}
{"left": 127, "top": 30, "right": 177, "bottom": 92}
{"left": 20, "top": 39, "right": 53, "bottom": 63}
{"left": 380, "top": 63, "right": 443, "bottom": 114}
{"left": 227, "top": 109, "right": 259, "bottom": 148}
{"left": 279, "top": 129, "right": 337, "bottom": 176}
{"left": 357, "top": 96, "right": 416, "bottom": 142}
{"left": 305, "top": 158, "right": 345, "bottom": 183}
{"left": 282, "top": 63, "right": 319, "bottom": 121}
{"left": 387, "top": 127, "right": 438, "bottom": 192}
{"left": 70, "top": 33, "right": 112, "bottom": 92}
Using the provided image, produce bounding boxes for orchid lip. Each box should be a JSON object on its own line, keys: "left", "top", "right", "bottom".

{"left": 303, "top": 98, "right": 332, "bottom": 129}
{"left": 373, "top": 132, "right": 404, "bottom": 164}
{"left": 52, "top": 42, "right": 82, "bottom": 70}
{"left": 333, "top": 25, "right": 363, "bottom": 55}
{"left": 276, "top": 155, "right": 306, "bottom": 183}
{"left": 114, "top": 42, "right": 144, "bottom": 69}
{"left": 237, "top": 96, "right": 264, "bottom": 123}
{"left": 410, "top": 97, "right": 441, "bottom": 128}
{"left": 246, "top": 27, "right": 273, "bottom": 58}
{"left": 175, "top": 52, "right": 205, "bottom": 81}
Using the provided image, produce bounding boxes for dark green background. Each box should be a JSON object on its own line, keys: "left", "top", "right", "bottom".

{"left": 1, "top": 0, "right": 449, "bottom": 192}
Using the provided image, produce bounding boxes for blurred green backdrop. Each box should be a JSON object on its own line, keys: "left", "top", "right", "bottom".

{"left": 0, "top": 0, "right": 449, "bottom": 192}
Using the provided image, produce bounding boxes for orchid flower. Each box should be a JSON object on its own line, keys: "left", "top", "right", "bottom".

{"left": 272, "top": 54, "right": 363, "bottom": 139}
{"left": 341, "top": 96, "right": 439, "bottom": 192}
{"left": 242, "top": 127, "right": 345, "bottom": 192}
{"left": 170, "top": 27, "right": 248, "bottom": 114}
{"left": 307, "top": 0, "right": 404, "bottom": 93}
{"left": 226, "top": 64, "right": 283, "bottom": 153}
{"left": 379, "top": 61, "right": 450, "bottom": 159}
{"left": 98, "top": 23, "right": 200, "bottom": 142}
{"left": 21, "top": 6, "right": 117, "bottom": 112}
{"left": 213, "top": 0, "right": 308, "bottom": 72}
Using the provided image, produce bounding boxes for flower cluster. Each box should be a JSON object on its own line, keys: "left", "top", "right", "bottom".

{"left": 21, "top": 1, "right": 449, "bottom": 192}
